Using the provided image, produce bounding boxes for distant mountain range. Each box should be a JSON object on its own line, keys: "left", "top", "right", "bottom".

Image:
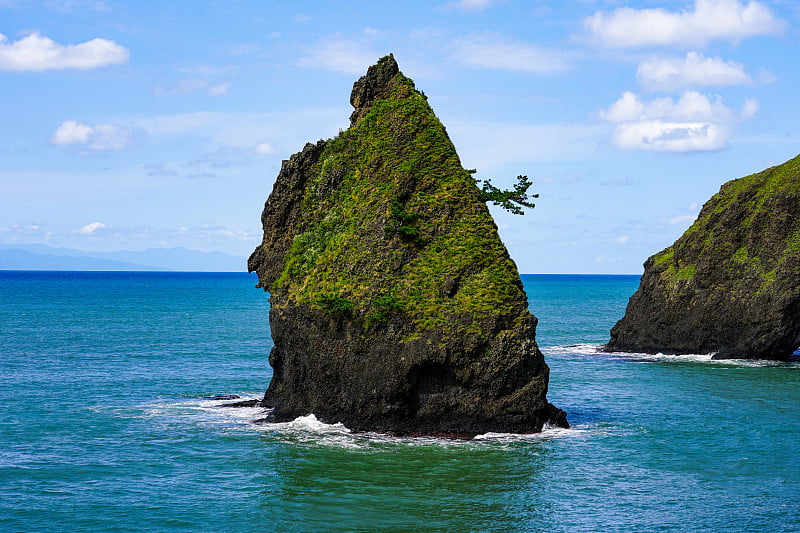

{"left": 0, "top": 244, "right": 247, "bottom": 272}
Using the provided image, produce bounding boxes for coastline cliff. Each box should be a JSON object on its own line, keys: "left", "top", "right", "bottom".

{"left": 248, "top": 55, "right": 567, "bottom": 436}
{"left": 608, "top": 154, "right": 800, "bottom": 360}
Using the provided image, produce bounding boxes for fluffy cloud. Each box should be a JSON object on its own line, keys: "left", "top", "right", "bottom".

{"left": 584, "top": 0, "right": 784, "bottom": 48}
{"left": 452, "top": 34, "right": 570, "bottom": 74}
{"left": 0, "top": 32, "right": 128, "bottom": 71}
{"left": 600, "top": 91, "right": 741, "bottom": 123}
{"left": 254, "top": 141, "right": 276, "bottom": 155}
{"left": 51, "top": 119, "right": 139, "bottom": 151}
{"left": 298, "top": 37, "right": 378, "bottom": 75}
{"left": 613, "top": 121, "right": 729, "bottom": 152}
{"left": 637, "top": 52, "right": 752, "bottom": 91}
{"left": 600, "top": 91, "right": 755, "bottom": 152}
{"left": 77, "top": 222, "right": 106, "bottom": 235}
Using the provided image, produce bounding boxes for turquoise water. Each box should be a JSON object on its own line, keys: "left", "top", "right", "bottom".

{"left": 1, "top": 271, "right": 798, "bottom": 532}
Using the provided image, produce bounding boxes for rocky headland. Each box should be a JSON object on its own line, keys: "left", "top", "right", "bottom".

{"left": 248, "top": 55, "right": 567, "bottom": 436}
{"left": 608, "top": 154, "right": 800, "bottom": 360}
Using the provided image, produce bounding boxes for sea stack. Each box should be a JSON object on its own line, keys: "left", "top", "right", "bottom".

{"left": 608, "top": 154, "right": 800, "bottom": 360}
{"left": 248, "top": 55, "right": 567, "bottom": 436}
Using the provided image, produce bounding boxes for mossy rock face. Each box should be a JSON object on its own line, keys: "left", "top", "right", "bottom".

{"left": 248, "top": 55, "right": 566, "bottom": 436}
{"left": 608, "top": 154, "right": 800, "bottom": 360}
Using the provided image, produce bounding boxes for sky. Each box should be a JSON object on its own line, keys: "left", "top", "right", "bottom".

{"left": 1, "top": 0, "right": 799, "bottom": 273}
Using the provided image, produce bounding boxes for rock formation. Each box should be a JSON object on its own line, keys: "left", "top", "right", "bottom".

{"left": 608, "top": 154, "right": 800, "bottom": 360}
{"left": 248, "top": 55, "right": 567, "bottom": 436}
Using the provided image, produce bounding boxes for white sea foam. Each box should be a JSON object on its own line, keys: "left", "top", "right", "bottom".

{"left": 140, "top": 392, "right": 595, "bottom": 449}
{"left": 149, "top": 396, "right": 584, "bottom": 448}
{"left": 543, "top": 343, "right": 605, "bottom": 356}
{"left": 543, "top": 344, "right": 800, "bottom": 368}
{"left": 473, "top": 423, "right": 585, "bottom": 443}
{"left": 140, "top": 393, "right": 267, "bottom": 428}
{"left": 251, "top": 414, "right": 594, "bottom": 449}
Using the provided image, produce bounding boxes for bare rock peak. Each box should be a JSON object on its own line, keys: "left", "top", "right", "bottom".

{"left": 349, "top": 54, "right": 402, "bottom": 126}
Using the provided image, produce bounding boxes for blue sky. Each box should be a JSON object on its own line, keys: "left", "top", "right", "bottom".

{"left": 1, "top": 0, "right": 798, "bottom": 273}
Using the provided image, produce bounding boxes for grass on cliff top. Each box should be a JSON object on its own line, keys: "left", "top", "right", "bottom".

{"left": 689, "top": 153, "right": 800, "bottom": 235}
{"left": 652, "top": 153, "right": 800, "bottom": 295}
{"left": 273, "top": 69, "right": 526, "bottom": 334}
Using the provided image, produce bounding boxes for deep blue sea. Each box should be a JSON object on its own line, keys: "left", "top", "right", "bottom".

{"left": 1, "top": 271, "right": 798, "bottom": 532}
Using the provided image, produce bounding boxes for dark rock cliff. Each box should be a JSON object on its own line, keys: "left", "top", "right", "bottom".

{"left": 608, "top": 154, "right": 800, "bottom": 360}
{"left": 248, "top": 55, "right": 567, "bottom": 436}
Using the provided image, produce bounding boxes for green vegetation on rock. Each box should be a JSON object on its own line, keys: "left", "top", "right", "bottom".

{"left": 247, "top": 54, "right": 566, "bottom": 435}
{"left": 315, "top": 293, "right": 354, "bottom": 314}
{"left": 609, "top": 153, "right": 800, "bottom": 360}
{"left": 473, "top": 173, "right": 538, "bottom": 215}
{"left": 265, "top": 59, "right": 525, "bottom": 337}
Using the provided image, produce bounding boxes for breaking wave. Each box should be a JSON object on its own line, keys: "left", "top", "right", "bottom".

{"left": 543, "top": 343, "right": 800, "bottom": 367}
{"left": 143, "top": 396, "right": 588, "bottom": 449}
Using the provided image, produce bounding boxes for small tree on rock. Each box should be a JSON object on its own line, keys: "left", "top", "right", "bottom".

{"left": 469, "top": 171, "right": 539, "bottom": 215}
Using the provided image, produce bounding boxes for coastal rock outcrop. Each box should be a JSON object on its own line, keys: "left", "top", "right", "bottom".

{"left": 608, "top": 154, "right": 800, "bottom": 360}
{"left": 248, "top": 55, "right": 567, "bottom": 436}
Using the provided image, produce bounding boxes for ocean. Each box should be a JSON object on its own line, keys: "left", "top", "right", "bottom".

{"left": 1, "top": 271, "right": 798, "bottom": 532}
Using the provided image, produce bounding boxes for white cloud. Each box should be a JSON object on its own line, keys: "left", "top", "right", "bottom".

{"left": 51, "top": 119, "right": 93, "bottom": 145}
{"left": 741, "top": 98, "right": 759, "bottom": 119}
{"left": 584, "top": 0, "right": 785, "bottom": 48}
{"left": 51, "top": 119, "right": 139, "bottom": 151}
{"left": 452, "top": 34, "right": 570, "bottom": 74}
{"left": 614, "top": 121, "right": 729, "bottom": 152}
{"left": 254, "top": 142, "right": 276, "bottom": 155}
{"left": 77, "top": 222, "right": 106, "bottom": 235}
{"left": 600, "top": 91, "right": 645, "bottom": 123}
{"left": 600, "top": 91, "right": 755, "bottom": 152}
{"left": 0, "top": 32, "right": 128, "bottom": 71}
{"left": 208, "top": 83, "right": 229, "bottom": 96}
{"left": 601, "top": 91, "right": 740, "bottom": 123}
{"left": 298, "top": 37, "right": 378, "bottom": 75}
{"left": 443, "top": 0, "right": 497, "bottom": 11}
{"left": 669, "top": 214, "right": 699, "bottom": 225}
{"left": 0, "top": 223, "right": 50, "bottom": 244}
{"left": 174, "top": 224, "right": 258, "bottom": 242}
{"left": 637, "top": 52, "right": 752, "bottom": 91}
{"left": 667, "top": 202, "right": 702, "bottom": 226}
